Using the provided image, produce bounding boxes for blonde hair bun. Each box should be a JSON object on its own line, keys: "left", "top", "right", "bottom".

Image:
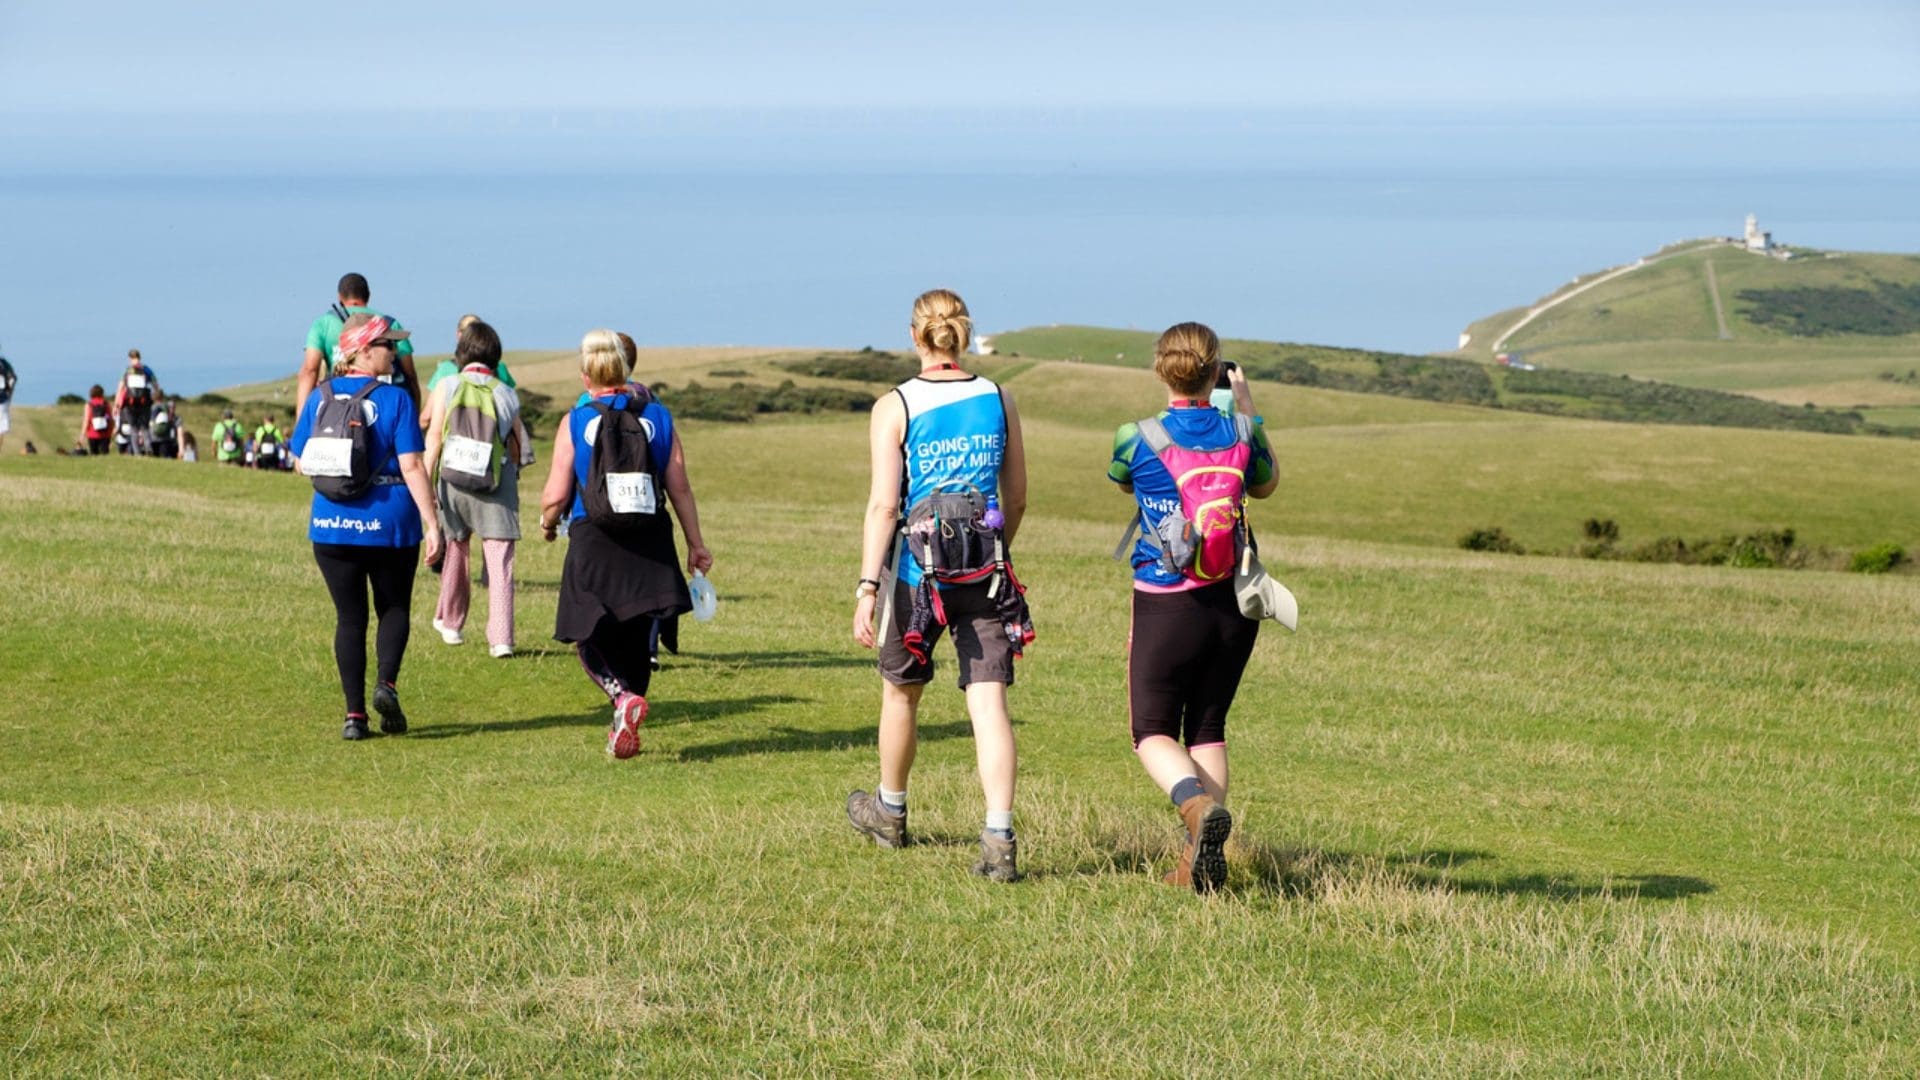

{"left": 911, "top": 289, "right": 972, "bottom": 355}
{"left": 1153, "top": 322, "right": 1221, "bottom": 397}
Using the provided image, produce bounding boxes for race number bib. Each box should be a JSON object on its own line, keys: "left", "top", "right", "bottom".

{"left": 221, "top": 437, "right": 239, "bottom": 452}
{"left": 440, "top": 434, "right": 492, "bottom": 477}
{"left": 606, "top": 472, "right": 656, "bottom": 515}
{"left": 301, "top": 437, "right": 354, "bottom": 477}
{"left": 126, "top": 373, "right": 147, "bottom": 390}
{"left": 91, "top": 416, "right": 109, "bottom": 431}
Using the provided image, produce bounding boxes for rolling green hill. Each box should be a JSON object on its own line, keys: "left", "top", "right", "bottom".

{"left": 987, "top": 324, "right": 1916, "bottom": 438}
{"left": 1452, "top": 243, "right": 1920, "bottom": 426}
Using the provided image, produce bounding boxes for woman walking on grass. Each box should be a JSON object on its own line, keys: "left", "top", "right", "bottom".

{"left": 539, "top": 329, "right": 711, "bottom": 759}
{"left": 289, "top": 314, "right": 442, "bottom": 741}
{"left": 1111, "top": 322, "right": 1276, "bottom": 892}
{"left": 847, "top": 288, "right": 1033, "bottom": 883}
{"left": 423, "top": 318, "right": 532, "bottom": 658}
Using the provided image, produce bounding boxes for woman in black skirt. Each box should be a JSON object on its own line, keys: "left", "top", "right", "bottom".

{"left": 539, "top": 329, "right": 712, "bottom": 758}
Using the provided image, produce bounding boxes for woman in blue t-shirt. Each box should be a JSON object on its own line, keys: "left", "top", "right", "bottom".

{"left": 1110, "top": 321, "right": 1278, "bottom": 893}
{"left": 291, "top": 314, "right": 443, "bottom": 741}
{"left": 538, "top": 329, "right": 712, "bottom": 760}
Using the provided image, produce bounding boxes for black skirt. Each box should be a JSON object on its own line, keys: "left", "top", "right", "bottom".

{"left": 553, "top": 518, "right": 690, "bottom": 643}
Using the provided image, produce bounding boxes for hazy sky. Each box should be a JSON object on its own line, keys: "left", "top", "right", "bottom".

{"left": 3, "top": 1, "right": 1917, "bottom": 114}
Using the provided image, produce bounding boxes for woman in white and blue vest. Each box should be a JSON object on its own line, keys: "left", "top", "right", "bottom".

{"left": 848, "top": 289, "right": 1032, "bottom": 882}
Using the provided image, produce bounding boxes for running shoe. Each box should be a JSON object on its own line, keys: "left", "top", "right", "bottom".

{"left": 372, "top": 683, "right": 408, "bottom": 735}
{"left": 607, "top": 693, "right": 647, "bottom": 759}
{"left": 342, "top": 714, "right": 371, "bottom": 741}
{"left": 845, "top": 790, "right": 908, "bottom": 849}
{"left": 489, "top": 643, "right": 514, "bottom": 659}
{"left": 971, "top": 830, "right": 1020, "bottom": 883}
{"left": 433, "top": 618, "right": 464, "bottom": 646}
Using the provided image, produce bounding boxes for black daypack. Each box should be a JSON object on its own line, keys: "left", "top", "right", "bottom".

{"left": 302, "top": 380, "right": 381, "bottom": 499}
{"left": 581, "top": 394, "right": 662, "bottom": 534}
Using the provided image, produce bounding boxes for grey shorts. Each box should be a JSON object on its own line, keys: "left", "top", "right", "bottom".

{"left": 878, "top": 579, "right": 1016, "bottom": 689}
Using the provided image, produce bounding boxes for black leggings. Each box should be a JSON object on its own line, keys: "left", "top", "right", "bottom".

{"left": 1128, "top": 582, "right": 1259, "bottom": 748}
{"left": 576, "top": 615, "right": 657, "bottom": 704}
{"left": 314, "top": 543, "right": 420, "bottom": 714}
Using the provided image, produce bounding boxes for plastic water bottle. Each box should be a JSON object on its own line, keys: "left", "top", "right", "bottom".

{"left": 981, "top": 496, "right": 1005, "bottom": 531}
{"left": 688, "top": 571, "right": 718, "bottom": 622}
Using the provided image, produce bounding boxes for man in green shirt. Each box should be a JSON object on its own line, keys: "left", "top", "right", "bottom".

{"left": 210, "top": 409, "right": 247, "bottom": 466}
{"left": 298, "top": 273, "right": 420, "bottom": 417}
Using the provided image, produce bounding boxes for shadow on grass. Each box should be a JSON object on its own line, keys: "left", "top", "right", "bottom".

{"left": 1077, "top": 833, "right": 1714, "bottom": 903}
{"left": 676, "top": 719, "right": 973, "bottom": 762}
{"left": 411, "top": 694, "right": 806, "bottom": 741}
{"left": 1236, "top": 840, "right": 1715, "bottom": 903}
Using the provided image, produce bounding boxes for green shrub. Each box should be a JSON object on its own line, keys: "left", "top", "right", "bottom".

{"left": 194, "top": 392, "right": 233, "bottom": 405}
{"left": 1459, "top": 527, "right": 1524, "bottom": 554}
{"left": 776, "top": 351, "right": 918, "bottom": 383}
{"left": 655, "top": 380, "right": 874, "bottom": 423}
{"left": 1850, "top": 543, "right": 1907, "bottom": 574}
{"left": 56, "top": 392, "right": 84, "bottom": 405}
{"left": 709, "top": 368, "right": 750, "bottom": 378}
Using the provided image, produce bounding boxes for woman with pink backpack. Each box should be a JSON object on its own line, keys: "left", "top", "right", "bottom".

{"left": 1109, "top": 322, "right": 1277, "bottom": 893}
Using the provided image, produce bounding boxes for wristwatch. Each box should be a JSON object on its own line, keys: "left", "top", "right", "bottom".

{"left": 855, "top": 578, "right": 880, "bottom": 601}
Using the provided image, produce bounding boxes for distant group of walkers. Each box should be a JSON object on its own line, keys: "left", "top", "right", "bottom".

{"left": 22, "top": 269, "right": 1285, "bottom": 892}
{"left": 55, "top": 349, "right": 292, "bottom": 466}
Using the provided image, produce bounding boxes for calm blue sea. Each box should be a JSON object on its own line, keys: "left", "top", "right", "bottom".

{"left": 4, "top": 109, "right": 1918, "bottom": 403}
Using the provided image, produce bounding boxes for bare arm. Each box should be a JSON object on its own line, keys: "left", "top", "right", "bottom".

{"left": 538, "top": 417, "right": 575, "bottom": 541}
{"left": 398, "top": 451, "right": 443, "bottom": 564}
{"left": 998, "top": 390, "right": 1028, "bottom": 545}
{"left": 662, "top": 430, "right": 712, "bottom": 574}
{"left": 296, "top": 349, "right": 325, "bottom": 418}
{"left": 853, "top": 393, "right": 907, "bottom": 648}
{"left": 421, "top": 381, "right": 448, "bottom": 483}
{"left": 1231, "top": 366, "right": 1279, "bottom": 500}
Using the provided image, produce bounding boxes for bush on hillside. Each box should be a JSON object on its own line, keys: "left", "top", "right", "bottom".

{"left": 1850, "top": 543, "right": 1906, "bottom": 575}
{"left": 1459, "top": 527, "right": 1525, "bottom": 554}
{"left": 1737, "top": 282, "right": 1920, "bottom": 337}
{"left": 56, "top": 392, "right": 84, "bottom": 405}
{"left": 1575, "top": 517, "right": 1621, "bottom": 559}
{"left": 194, "top": 392, "right": 233, "bottom": 405}
{"left": 776, "top": 351, "right": 919, "bottom": 383}
{"left": 1501, "top": 367, "right": 1864, "bottom": 435}
{"left": 655, "top": 380, "right": 874, "bottom": 422}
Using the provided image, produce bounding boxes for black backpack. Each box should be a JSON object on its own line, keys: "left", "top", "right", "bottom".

{"left": 302, "top": 380, "right": 381, "bottom": 499}
{"left": 581, "top": 393, "right": 662, "bottom": 534}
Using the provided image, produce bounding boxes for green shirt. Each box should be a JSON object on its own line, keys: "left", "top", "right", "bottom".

{"left": 426, "top": 357, "right": 516, "bottom": 391}
{"left": 305, "top": 306, "right": 416, "bottom": 365}
{"left": 211, "top": 419, "right": 246, "bottom": 460}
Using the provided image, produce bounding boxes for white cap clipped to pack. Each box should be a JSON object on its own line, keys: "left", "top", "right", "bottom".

{"left": 1234, "top": 548, "right": 1298, "bottom": 631}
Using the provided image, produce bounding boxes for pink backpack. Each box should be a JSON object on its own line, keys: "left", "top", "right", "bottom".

{"left": 1115, "top": 414, "right": 1254, "bottom": 583}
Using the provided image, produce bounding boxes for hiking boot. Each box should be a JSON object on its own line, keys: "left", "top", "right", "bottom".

{"left": 342, "top": 715, "right": 371, "bottom": 741}
{"left": 971, "top": 830, "right": 1020, "bottom": 883}
{"left": 373, "top": 684, "right": 408, "bottom": 735}
{"left": 845, "top": 790, "right": 907, "bottom": 849}
{"left": 1169, "top": 794, "right": 1232, "bottom": 894}
{"left": 433, "top": 618, "right": 464, "bottom": 646}
{"left": 607, "top": 693, "right": 647, "bottom": 760}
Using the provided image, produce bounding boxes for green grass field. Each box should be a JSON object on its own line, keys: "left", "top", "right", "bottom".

{"left": 4, "top": 358, "right": 1919, "bottom": 1073}
{"left": 1452, "top": 246, "right": 1920, "bottom": 410}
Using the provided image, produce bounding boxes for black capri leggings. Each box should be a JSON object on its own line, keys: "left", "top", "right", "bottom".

{"left": 1128, "top": 581, "right": 1259, "bottom": 748}
{"left": 313, "top": 543, "right": 420, "bottom": 715}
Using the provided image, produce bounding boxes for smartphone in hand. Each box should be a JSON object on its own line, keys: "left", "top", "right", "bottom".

{"left": 1210, "top": 360, "right": 1238, "bottom": 414}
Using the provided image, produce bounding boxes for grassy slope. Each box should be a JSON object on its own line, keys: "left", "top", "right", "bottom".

{"left": 1452, "top": 246, "right": 1920, "bottom": 407}
{"left": 3, "top": 361, "right": 1919, "bottom": 1073}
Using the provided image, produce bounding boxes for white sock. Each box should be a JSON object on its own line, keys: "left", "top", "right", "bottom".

{"left": 879, "top": 787, "right": 907, "bottom": 813}
{"left": 984, "top": 809, "right": 1014, "bottom": 835}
